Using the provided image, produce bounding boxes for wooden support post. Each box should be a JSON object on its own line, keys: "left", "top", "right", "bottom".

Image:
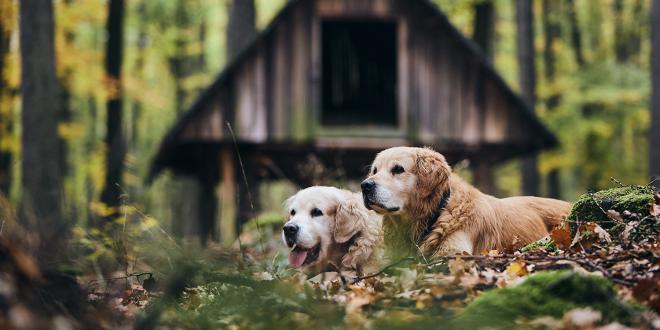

{"left": 219, "top": 147, "right": 236, "bottom": 245}
{"left": 473, "top": 162, "right": 496, "bottom": 196}
{"left": 199, "top": 178, "right": 218, "bottom": 243}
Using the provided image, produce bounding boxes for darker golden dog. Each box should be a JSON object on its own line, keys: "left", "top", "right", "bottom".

{"left": 361, "top": 147, "right": 571, "bottom": 257}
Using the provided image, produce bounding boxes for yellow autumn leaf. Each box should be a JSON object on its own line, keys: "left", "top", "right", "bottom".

{"left": 506, "top": 260, "right": 528, "bottom": 277}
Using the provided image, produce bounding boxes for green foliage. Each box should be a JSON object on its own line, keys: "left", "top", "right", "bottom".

{"left": 520, "top": 236, "right": 558, "bottom": 253}
{"left": 158, "top": 277, "right": 344, "bottom": 329}
{"left": 454, "top": 271, "right": 636, "bottom": 329}
{"left": 567, "top": 185, "right": 654, "bottom": 233}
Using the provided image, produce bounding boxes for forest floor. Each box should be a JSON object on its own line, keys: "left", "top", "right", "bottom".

{"left": 0, "top": 187, "right": 658, "bottom": 329}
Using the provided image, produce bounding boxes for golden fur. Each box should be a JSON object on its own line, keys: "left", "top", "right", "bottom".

{"left": 362, "top": 147, "right": 571, "bottom": 257}
{"left": 283, "top": 186, "right": 383, "bottom": 275}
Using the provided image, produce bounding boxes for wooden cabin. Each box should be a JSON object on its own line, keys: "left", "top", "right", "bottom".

{"left": 149, "top": 0, "right": 558, "bottom": 243}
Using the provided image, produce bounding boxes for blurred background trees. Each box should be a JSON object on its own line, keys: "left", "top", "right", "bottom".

{"left": 18, "top": 0, "right": 66, "bottom": 262}
{"left": 0, "top": 0, "right": 657, "bottom": 251}
{"left": 651, "top": 0, "right": 660, "bottom": 187}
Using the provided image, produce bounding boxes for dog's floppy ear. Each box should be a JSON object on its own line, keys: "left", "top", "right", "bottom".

{"left": 414, "top": 147, "right": 451, "bottom": 197}
{"left": 334, "top": 195, "right": 368, "bottom": 243}
{"left": 283, "top": 194, "right": 296, "bottom": 219}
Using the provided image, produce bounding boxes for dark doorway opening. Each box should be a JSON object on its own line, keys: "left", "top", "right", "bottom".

{"left": 321, "top": 20, "right": 398, "bottom": 126}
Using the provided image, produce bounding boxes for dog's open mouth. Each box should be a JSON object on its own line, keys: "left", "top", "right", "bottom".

{"left": 364, "top": 200, "right": 400, "bottom": 213}
{"left": 288, "top": 243, "right": 321, "bottom": 268}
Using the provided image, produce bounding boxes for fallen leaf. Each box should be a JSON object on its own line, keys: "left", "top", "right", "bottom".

{"left": 448, "top": 258, "right": 467, "bottom": 280}
{"left": 506, "top": 260, "right": 527, "bottom": 277}
{"left": 487, "top": 250, "right": 500, "bottom": 257}
{"left": 632, "top": 278, "right": 657, "bottom": 301}
{"left": 650, "top": 201, "right": 660, "bottom": 217}
{"left": 621, "top": 222, "right": 638, "bottom": 244}
{"left": 593, "top": 224, "right": 612, "bottom": 243}
{"left": 415, "top": 293, "right": 433, "bottom": 308}
{"left": 550, "top": 227, "right": 572, "bottom": 250}
{"left": 607, "top": 209, "right": 624, "bottom": 222}
{"left": 570, "top": 222, "right": 607, "bottom": 250}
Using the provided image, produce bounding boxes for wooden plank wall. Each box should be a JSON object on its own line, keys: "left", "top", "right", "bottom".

{"left": 174, "top": 0, "right": 541, "bottom": 152}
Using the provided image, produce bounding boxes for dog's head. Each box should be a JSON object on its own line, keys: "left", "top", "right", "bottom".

{"left": 282, "top": 186, "right": 370, "bottom": 270}
{"left": 361, "top": 147, "right": 451, "bottom": 215}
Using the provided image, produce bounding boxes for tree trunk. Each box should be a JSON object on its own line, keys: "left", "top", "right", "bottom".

{"left": 18, "top": 0, "right": 65, "bottom": 259}
{"left": 130, "top": 1, "right": 147, "bottom": 148}
{"left": 473, "top": 0, "right": 494, "bottom": 61}
{"left": 613, "top": 0, "right": 627, "bottom": 63}
{"left": 650, "top": 0, "right": 660, "bottom": 187}
{"left": 0, "top": 3, "right": 14, "bottom": 196}
{"left": 471, "top": 0, "right": 496, "bottom": 195}
{"left": 567, "top": 0, "right": 585, "bottom": 66}
{"left": 543, "top": 0, "right": 561, "bottom": 198}
{"left": 612, "top": 0, "right": 644, "bottom": 63}
{"left": 227, "top": 0, "right": 256, "bottom": 61}
{"left": 100, "top": 0, "right": 126, "bottom": 214}
{"left": 516, "top": 0, "right": 539, "bottom": 196}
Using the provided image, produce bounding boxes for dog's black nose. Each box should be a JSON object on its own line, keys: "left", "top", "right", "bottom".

{"left": 283, "top": 224, "right": 299, "bottom": 237}
{"left": 361, "top": 180, "right": 376, "bottom": 193}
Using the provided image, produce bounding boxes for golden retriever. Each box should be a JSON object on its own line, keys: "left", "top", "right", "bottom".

{"left": 282, "top": 186, "right": 383, "bottom": 275}
{"left": 361, "top": 147, "right": 571, "bottom": 257}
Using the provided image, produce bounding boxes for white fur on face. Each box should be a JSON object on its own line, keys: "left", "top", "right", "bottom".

{"left": 363, "top": 147, "right": 419, "bottom": 214}
{"left": 282, "top": 186, "right": 346, "bottom": 267}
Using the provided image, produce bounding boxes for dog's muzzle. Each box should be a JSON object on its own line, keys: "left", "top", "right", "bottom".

{"left": 283, "top": 224, "right": 298, "bottom": 246}
{"left": 361, "top": 180, "right": 376, "bottom": 208}
{"left": 361, "top": 179, "right": 400, "bottom": 212}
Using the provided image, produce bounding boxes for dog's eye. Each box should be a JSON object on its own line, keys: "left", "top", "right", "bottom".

{"left": 310, "top": 208, "right": 323, "bottom": 217}
{"left": 372, "top": 167, "right": 377, "bottom": 175}
{"left": 290, "top": 209, "right": 296, "bottom": 216}
{"left": 391, "top": 165, "right": 405, "bottom": 175}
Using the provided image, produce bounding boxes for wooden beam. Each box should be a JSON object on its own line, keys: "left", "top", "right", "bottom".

{"left": 219, "top": 147, "right": 236, "bottom": 245}
{"left": 473, "top": 161, "right": 496, "bottom": 196}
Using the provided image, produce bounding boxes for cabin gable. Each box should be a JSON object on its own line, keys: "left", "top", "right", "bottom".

{"left": 151, "top": 0, "right": 557, "bottom": 180}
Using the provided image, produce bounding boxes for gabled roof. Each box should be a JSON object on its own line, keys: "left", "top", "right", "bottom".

{"left": 149, "top": 0, "right": 557, "bottom": 181}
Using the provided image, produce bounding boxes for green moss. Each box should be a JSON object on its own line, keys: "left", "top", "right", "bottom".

{"left": 453, "top": 271, "right": 635, "bottom": 329}
{"left": 567, "top": 186, "right": 654, "bottom": 234}
{"left": 520, "top": 236, "right": 558, "bottom": 253}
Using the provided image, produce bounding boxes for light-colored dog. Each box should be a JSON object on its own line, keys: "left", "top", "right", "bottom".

{"left": 361, "top": 147, "right": 571, "bottom": 257}
{"left": 282, "top": 186, "right": 383, "bottom": 275}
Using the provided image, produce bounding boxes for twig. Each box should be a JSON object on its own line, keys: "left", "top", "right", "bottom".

{"left": 88, "top": 272, "right": 153, "bottom": 288}
{"left": 226, "top": 122, "right": 258, "bottom": 257}
{"left": 587, "top": 191, "right": 624, "bottom": 225}
{"left": 354, "top": 257, "right": 416, "bottom": 282}
{"left": 610, "top": 177, "right": 626, "bottom": 187}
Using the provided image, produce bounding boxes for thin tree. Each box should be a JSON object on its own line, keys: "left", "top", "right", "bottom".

{"left": 0, "top": 3, "right": 15, "bottom": 196}
{"left": 227, "top": 0, "right": 256, "bottom": 61}
{"left": 516, "top": 0, "right": 539, "bottom": 196}
{"left": 567, "top": 0, "right": 584, "bottom": 70}
{"left": 100, "top": 0, "right": 126, "bottom": 215}
{"left": 18, "top": 0, "right": 64, "bottom": 258}
{"left": 543, "top": 0, "right": 561, "bottom": 198}
{"left": 473, "top": 0, "right": 494, "bottom": 61}
{"left": 650, "top": 0, "right": 660, "bottom": 186}
{"left": 472, "top": 0, "right": 496, "bottom": 195}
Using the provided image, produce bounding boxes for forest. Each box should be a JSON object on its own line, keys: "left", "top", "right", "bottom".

{"left": 0, "top": 0, "right": 659, "bottom": 329}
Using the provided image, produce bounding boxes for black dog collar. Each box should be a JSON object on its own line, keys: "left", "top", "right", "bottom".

{"left": 419, "top": 189, "right": 451, "bottom": 242}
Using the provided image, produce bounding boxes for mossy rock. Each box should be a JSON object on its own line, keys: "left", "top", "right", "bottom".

{"left": 520, "top": 236, "right": 558, "bottom": 253}
{"left": 452, "top": 271, "right": 636, "bottom": 329}
{"left": 567, "top": 186, "right": 654, "bottom": 234}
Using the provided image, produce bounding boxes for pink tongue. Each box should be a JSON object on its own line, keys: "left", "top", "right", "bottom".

{"left": 288, "top": 250, "right": 308, "bottom": 268}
